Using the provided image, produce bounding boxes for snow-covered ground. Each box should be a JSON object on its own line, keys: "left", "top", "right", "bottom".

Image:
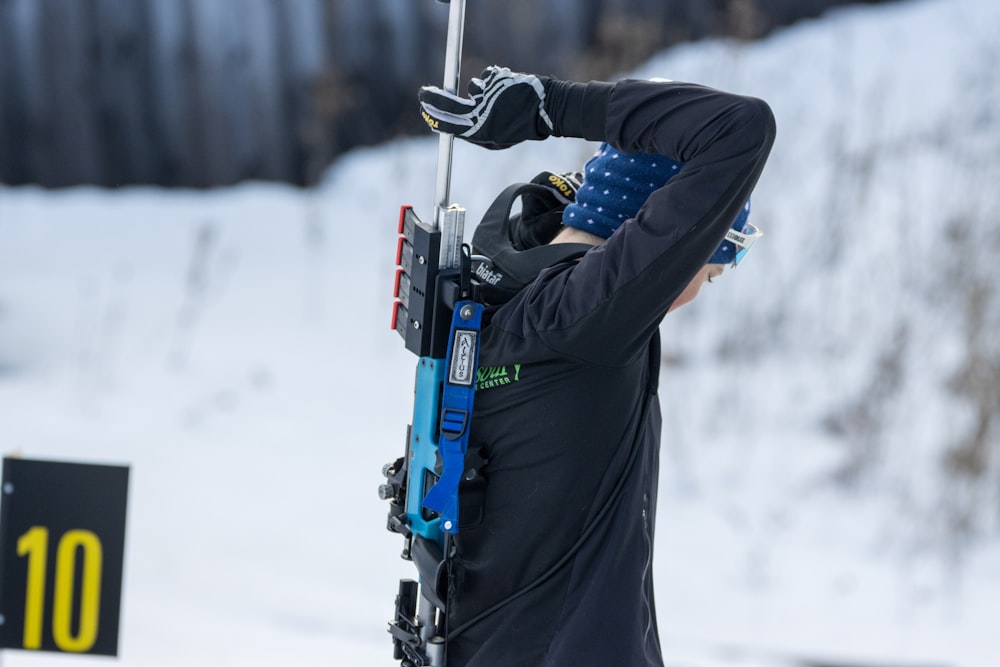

{"left": 1, "top": 0, "right": 998, "bottom": 664}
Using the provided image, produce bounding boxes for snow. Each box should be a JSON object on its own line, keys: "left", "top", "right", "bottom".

{"left": 1, "top": 0, "right": 999, "bottom": 664}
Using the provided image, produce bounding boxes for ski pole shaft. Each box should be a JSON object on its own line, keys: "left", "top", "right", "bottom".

{"left": 434, "top": 0, "right": 466, "bottom": 213}
{"left": 431, "top": 0, "right": 468, "bottom": 271}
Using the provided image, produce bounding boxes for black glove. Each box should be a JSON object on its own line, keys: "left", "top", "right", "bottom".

{"left": 515, "top": 170, "right": 584, "bottom": 248}
{"left": 418, "top": 66, "right": 555, "bottom": 150}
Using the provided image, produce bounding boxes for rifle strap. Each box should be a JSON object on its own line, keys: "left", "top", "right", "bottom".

{"left": 421, "top": 299, "right": 484, "bottom": 533}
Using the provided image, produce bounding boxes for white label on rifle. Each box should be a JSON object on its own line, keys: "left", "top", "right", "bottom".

{"left": 449, "top": 330, "right": 477, "bottom": 386}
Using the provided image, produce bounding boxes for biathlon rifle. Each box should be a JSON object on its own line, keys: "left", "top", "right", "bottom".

{"left": 379, "top": 1, "right": 479, "bottom": 665}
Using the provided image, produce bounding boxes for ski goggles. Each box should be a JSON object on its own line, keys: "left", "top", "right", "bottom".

{"left": 725, "top": 222, "right": 763, "bottom": 267}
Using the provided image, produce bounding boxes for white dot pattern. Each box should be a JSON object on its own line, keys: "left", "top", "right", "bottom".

{"left": 561, "top": 142, "right": 751, "bottom": 250}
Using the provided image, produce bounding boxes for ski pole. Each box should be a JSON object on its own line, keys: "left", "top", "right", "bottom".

{"left": 433, "top": 0, "right": 467, "bottom": 271}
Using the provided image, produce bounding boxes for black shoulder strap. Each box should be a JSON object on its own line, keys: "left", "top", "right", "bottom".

{"left": 471, "top": 183, "right": 593, "bottom": 303}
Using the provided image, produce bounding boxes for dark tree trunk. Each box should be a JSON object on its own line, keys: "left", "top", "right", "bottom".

{"left": 0, "top": 0, "right": 902, "bottom": 188}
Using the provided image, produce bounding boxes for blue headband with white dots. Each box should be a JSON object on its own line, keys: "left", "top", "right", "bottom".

{"left": 562, "top": 144, "right": 751, "bottom": 264}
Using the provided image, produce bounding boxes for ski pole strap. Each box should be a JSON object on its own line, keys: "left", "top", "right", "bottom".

{"left": 422, "top": 299, "right": 483, "bottom": 534}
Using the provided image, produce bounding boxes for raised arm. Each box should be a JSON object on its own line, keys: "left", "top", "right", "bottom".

{"left": 420, "top": 68, "right": 776, "bottom": 364}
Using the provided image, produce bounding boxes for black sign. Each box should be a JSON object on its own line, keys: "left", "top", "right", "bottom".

{"left": 0, "top": 458, "right": 129, "bottom": 656}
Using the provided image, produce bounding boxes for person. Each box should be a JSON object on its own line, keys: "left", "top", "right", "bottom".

{"left": 417, "top": 66, "right": 776, "bottom": 666}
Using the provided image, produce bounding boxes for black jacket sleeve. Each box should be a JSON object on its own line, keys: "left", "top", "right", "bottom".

{"left": 493, "top": 78, "right": 777, "bottom": 365}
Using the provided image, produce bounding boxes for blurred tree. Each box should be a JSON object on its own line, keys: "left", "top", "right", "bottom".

{"left": 0, "top": 0, "right": 901, "bottom": 188}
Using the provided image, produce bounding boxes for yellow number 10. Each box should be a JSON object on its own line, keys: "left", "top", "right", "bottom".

{"left": 16, "top": 526, "right": 103, "bottom": 652}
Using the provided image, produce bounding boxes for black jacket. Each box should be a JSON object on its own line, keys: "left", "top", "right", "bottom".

{"left": 447, "top": 79, "right": 776, "bottom": 666}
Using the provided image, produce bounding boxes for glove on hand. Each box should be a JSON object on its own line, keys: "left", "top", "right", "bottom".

{"left": 515, "top": 170, "right": 585, "bottom": 248}
{"left": 418, "top": 66, "right": 555, "bottom": 150}
{"left": 533, "top": 170, "right": 583, "bottom": 206}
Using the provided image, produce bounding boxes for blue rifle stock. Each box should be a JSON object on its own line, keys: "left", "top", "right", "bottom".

{"left": 385, "top": 204, "right": 482, "bottom": 665}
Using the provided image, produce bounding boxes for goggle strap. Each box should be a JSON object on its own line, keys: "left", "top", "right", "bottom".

{"left": 724, "top": 226, "right": 761, "bottom": 250}
{"left": 726, "top": 223, "right": 762, "bottom": 267}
